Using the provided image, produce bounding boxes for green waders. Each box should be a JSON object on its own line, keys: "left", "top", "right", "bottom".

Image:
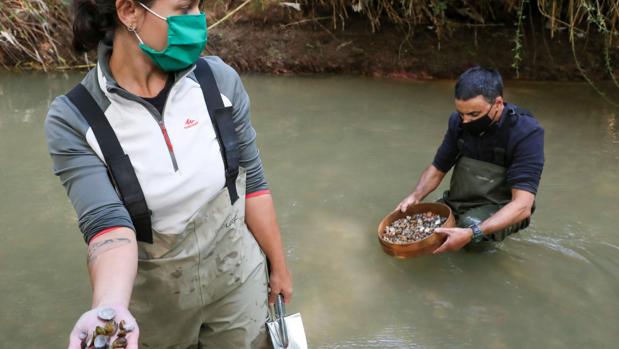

{"left": 442, "top": 154, "right": 531, "bottom": 246}
{"left": 129, "top": 168, "right": 271, "bottom": 349}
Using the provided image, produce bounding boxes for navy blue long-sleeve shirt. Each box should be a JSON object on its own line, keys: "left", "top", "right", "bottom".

{"left": 432, "top": 103, "right": 544, "bottom": 194}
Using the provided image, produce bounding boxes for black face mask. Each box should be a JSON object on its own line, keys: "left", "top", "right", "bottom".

{"left": 461, "top": 104, "right": 495, "bottom": 136}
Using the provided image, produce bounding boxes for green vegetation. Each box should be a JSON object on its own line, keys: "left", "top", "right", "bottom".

{"left": 0, "top": 0, "right": 77, "bottom": 70}
{"left": 1, "top": 0, "right": 618, "bottom": 86}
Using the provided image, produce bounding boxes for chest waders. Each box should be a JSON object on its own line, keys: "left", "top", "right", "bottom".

{"left": 66, "top": 60, "right": 270, "bottom": 348}
{"left": 442, "top": 113, "right": 532, "bottom": 244}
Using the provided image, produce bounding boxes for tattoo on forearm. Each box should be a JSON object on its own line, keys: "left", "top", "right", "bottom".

{"left": 87, "top": 238, "right": 132, "bottom": 265}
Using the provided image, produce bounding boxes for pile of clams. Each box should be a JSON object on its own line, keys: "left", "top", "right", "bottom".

{"left": 80, "top": 308, "right": 134, "bottom": 349}
{"left": 382, "top": 211, "right": 447, "bottom": 244}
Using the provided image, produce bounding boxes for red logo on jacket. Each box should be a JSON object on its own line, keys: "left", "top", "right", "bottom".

{"left": 184, "top": 118, "right": 199, "bottom": 129}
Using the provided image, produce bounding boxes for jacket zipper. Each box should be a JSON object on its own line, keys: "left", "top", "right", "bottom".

{"left": 158, "top": 89, "right": 179, "bottom": 172}
{"left": 107, "top": 68, "right": 197, "bottom": 173}
{"left": 158, "top": 120, "right": 178, "bottom": 171}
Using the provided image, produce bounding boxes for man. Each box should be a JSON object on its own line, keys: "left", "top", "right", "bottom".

{"left": 396, "top": 66, "right": 544, "bottom": 253}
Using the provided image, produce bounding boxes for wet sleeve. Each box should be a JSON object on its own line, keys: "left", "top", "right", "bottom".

{"left": 44, "top": 96, "right": 134, "bottom": 244}
{"left": 230, "top": 71, "right": 269, "bottom": 194}
{"left": 506, "top": 126, "right": 545, "bottom": 194}
{"left": 432, "top": 114, "right": 460, "bottom": 173}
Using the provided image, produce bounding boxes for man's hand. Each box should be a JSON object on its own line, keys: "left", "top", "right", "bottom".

{"left": 68, "top": 304, "right": 139, "bottom": 349}
{"left": 432, "top": 227, "right": 474, "bottom": 254}
{"left": 395, "top": 165, "right": 446, "bottom": 213}
{"left": 396, "top": 193, "right": 420, "bottom": 213}
{"left": 268, "top": 266, "right": 293, "bottom": 305}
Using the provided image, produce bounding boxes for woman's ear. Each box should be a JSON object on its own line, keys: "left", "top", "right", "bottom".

{"left": 116, "top": 0, "right": 144, "bottom": 30}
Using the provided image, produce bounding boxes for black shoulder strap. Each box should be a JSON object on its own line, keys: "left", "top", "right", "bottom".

{"left": 457, "top": 138, "right": 465, "bottom": 152}
{"left": 194, "top": 59, "right": 240, "bottom": 205}
{"left": 66, "top": 84, "right": 153, "bottom": 243}
{"left": 493, "top": 107, "right": 520, "bottom": 167}
{"left": 493, "top": 104, "right": 532, "bottom": 165}
{"left": 493, "top": 146, "right": 506, "bottom": 167}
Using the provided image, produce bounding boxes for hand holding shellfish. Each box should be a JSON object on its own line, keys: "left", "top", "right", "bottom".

{"left": 68, "top": 305, "right": 139, "bottom": 349}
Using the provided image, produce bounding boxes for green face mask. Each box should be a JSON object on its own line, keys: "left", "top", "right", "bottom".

{"left": 134, "top": 3, "right": 207, "bottom": 72}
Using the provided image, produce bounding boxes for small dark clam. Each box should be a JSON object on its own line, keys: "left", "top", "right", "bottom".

{"left": 117, "top": 320, "right": 127, "bottom": 337}
{"left": 79, "top": 332, "right": 89, "bottom": 349}
{"left": 111, "top": 337, "right": 128, "bottom": 348}
{"left": 95, "top": 326, "right": 106, "bottom": 336}
{"left": 104, "top": 320, "right": 118, "bottom": 336}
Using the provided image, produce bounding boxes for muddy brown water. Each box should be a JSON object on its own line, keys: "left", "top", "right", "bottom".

{"left": 1, "top": 71, "right": 618, "bottom": 348}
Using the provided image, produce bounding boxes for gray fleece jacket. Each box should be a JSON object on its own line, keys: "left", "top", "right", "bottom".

{"left": 45, "top": 42, "right": 268, "bottom": 243}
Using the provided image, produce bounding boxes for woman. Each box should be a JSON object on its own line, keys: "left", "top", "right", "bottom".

{"left": 44, "top": 0, "right": 292, "bottom": 348}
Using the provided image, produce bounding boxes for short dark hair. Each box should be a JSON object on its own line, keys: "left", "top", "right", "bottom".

{"left": 454, "top": 66, "right": 503, "bottom": 103}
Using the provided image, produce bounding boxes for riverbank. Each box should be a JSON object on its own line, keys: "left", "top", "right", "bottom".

{"left": 207, "top": 13, "right": 615, "bottom": 81}
{"left": 1, "top": 0, "right": 618, "bottom": 82}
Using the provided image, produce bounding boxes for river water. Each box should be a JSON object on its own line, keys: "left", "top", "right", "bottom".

{"left": 0, "top": 71, "right": 617, "bottom": 348}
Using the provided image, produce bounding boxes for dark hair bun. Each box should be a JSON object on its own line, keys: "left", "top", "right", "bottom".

{"left": 72, "top": 0, "right": 117, "bottom": 52}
